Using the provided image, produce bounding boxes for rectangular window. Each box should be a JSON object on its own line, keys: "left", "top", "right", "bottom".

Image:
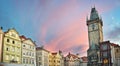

{"left": 23, "top": 53, "right": 25, "bottom": 55}
{"left": 32, "top": 59, "right": 34, "bottom": 64}
{"left": 6, "top": 47, "right": 9, "bottom": 51}
{"left": 23, "top": 58, "right": 25, "bottom": 63}
{"left": 39, "top": 62, "right": 42, "bottom": 65}
{"left": 39, "top": 57, "right": 41, "bottom": 61}
{"left": 26, "top": 59, "right": 28, "bottom": 64}
{"left": 23, "top": 45, "right": 25, "bottom": 47}
{"left": 32, "top": 53, "right": 34, "bottom": 56}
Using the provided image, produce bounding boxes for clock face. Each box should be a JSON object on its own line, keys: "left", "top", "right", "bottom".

{"left": 89, "top": 23, "right": 98, "bottom": 31}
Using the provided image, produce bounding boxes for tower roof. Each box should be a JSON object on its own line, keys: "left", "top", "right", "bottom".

{"left": 90, "top": 7, "right": 99, "bottom": 20}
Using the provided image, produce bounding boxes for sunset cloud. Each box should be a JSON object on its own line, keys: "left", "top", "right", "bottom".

{"left": 0, "top": 0, "right": 120, "bottom": 56}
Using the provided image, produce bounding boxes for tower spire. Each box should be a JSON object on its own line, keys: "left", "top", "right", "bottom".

{"left": 90, "top": 7, "right": 99, "bottom": 20}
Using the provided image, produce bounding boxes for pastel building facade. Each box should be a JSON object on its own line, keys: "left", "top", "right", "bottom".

{"left": 114, "top": 44, "right": 120, "bottom": 66}
{"left": 64, "top": 52, "right": 80, "bottom": 66}
{"left": 36, "top": 46, "right": 49, "bottom": 66}
{"left": 49, "top": 51, "right": 64, "bottom": 66}
{"left": 2, "top": 28, "right": 22, "bottom": 63}
{"left": 110, "top": 43, "right": 120, "bottom": 66}
{"left": 20, "top": 35, "right": 36, "bottom": 66}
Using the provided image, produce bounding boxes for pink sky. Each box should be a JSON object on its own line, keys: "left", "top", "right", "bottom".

{"left": 0, "top": 0, "right": 120, "bottom": 57}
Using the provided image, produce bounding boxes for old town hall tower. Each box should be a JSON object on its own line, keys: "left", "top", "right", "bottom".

{"left": 87, "top": 7, "right": 103, "bottom": 66}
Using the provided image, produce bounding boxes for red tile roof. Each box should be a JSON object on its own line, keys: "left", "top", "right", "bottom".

{"left": 81, "top": 56, "right": 88, "bottom": 62}
{"left": 111, "top": 43, "right": 120, "bottom": 47}
{"left": 20, "top": 35, "right": 36, "bottom": 46}
{"left": 66, "top": 52, "right": 79, "bottom": 59}
{"left": 52, "top": 52, "right": 57, "bottom": 55}
{"left": 36, "top": 47, "right": 49, "bottom": 52}
{"left": 20, "top": 35, "right": 27, "bottom": 40}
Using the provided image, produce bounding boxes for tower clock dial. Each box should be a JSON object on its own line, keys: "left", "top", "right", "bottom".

{"left": 89, "top": 23, "right": 98, "bottom": 31}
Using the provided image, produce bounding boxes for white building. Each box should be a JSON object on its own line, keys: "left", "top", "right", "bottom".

{"left": 36, "top": 46, "right": 49, "bottom": 66}
{"left": 20, "top": 35, "right": 36, "bottom": 66}
{"left": 110, "top": 43, "right": 120, "bottom": 66}
{"left": 64, "top": 52, "right": 80, "bottom": 66}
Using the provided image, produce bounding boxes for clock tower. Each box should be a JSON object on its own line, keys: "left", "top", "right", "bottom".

{"left": 87, "top": 7, "right": 103, "bottom": 47}
{"left": 87, "top": 7, "right": 103, "bottom": 66}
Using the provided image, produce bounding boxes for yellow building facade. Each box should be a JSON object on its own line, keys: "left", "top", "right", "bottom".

{"left": 2, "top": 28, "right": 22, "bottom": 63}
{"left": 49, "top": 51, "right": 64, "bottom": 66}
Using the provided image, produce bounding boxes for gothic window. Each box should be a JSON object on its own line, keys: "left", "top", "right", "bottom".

{"left": 103, "top": 52, "right": 107, "bottom": 57}
{"left": 102, "top": 44, "right": 107, "bottom": 50}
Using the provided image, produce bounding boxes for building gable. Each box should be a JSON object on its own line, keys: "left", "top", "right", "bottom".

{"left": 4, "top": 28, "right": 21, "bottom": 40}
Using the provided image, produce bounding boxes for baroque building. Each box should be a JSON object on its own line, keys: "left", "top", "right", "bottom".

{"left": 64, "top": 52, "right": 80, "bottom": 66}
{"left": 2, "top": 28, "right": 22, "bottom": 63}
{"left": 20, "top": 35, "right": 36, "bottom": 66}
{"left": 36, "top": 46, "right": 49, "bottom": 66}
{"left": 49, "top": 51, "right": 64, "bottom": 66}
{"left": 86, "top": 7, "right": 103, "bottom": 66}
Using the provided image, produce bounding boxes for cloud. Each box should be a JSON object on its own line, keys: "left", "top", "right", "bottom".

{"left": 36, "top": 0, "right": 91, "bottom": 56}
{"left": 1, "top": 0, "right": 119, "bottom": 56}
{"left": 106, "top": 26, "right": 120, "bottom": 40}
